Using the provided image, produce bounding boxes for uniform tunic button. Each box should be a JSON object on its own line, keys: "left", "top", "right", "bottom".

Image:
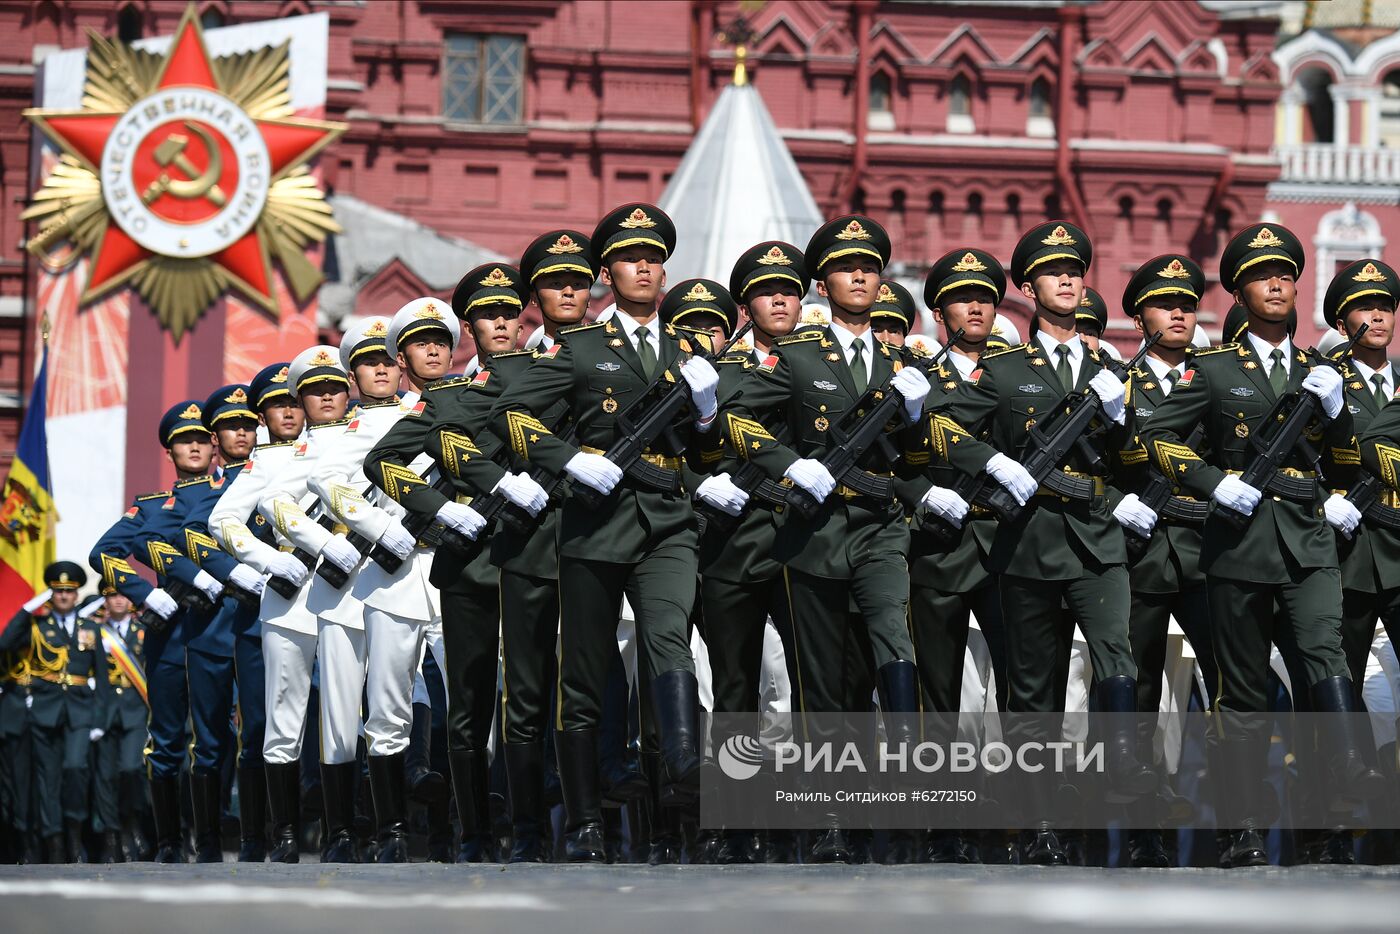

{"left": 1273, "top": 495, "right": 1281, "bottom": 502}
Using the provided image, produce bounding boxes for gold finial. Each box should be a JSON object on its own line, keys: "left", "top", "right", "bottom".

{"left": 40, "top": 313, "right": 50, "bottom": 344}
{"left": 734, "top": 46, "right": 748, "bottom": 87}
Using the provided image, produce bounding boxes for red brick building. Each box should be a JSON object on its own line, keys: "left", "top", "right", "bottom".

{"left": 0, "top": 0, "right": 1333, "bottom": 469}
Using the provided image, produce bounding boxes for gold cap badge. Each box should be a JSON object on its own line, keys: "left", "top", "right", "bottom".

{"left": 835, "top": 219, "right": 872, "bottom": 241}
{"left": 1041, "top": 225, "right": 1076, "bottom": 246}
{"left": 178, "top": 403, "right": 202, "bottom": 420}
{"left": 365, "top": 320, "right": 388, "bottom": 338}
{"left": 1354, "top": 262, "right": 1387, "bottom": 283}
{"left": 1158, "top": 258, "right": 1190, "bottom": 279}
{"left": 1247, "top": 228, "right": 1284, "bottom": 249}
{"left": 952, "top": 252, "right": 988, "bottom": 272}
{"left": 479, "top": 267, "right": 515, "bottom": 288}
{"left": 621, "top": 208, "right": 656, "bottom": 229}
{"left": 876, "top": 284, "right": 896, "bottom": 302}
{"left": 547, "top": 234, "right": 583, "bottom": 255}
{"left": 413, "top": 304, "right": 444, "bottom": 319}
{"left": 271, "top": 366, "right": 288, "bottom": 384}
{"left": 682, "top": 282, "right": 717, "bottom": 302}
{"left": 310, "top": 350, "right": 336, "bottom": 366}
{"left": 757, "top": 245, "right": 792, "bottom": 266}
{"left": 224, "top": 388, "right": 248, "bottom": 404}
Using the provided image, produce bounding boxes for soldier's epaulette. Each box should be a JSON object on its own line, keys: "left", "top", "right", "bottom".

{"left": 254, "top": 440, "right": 294, "bottom": 451}
{"left": 359, "top": 398, "right": 400, "bottom": 409}
{"left": 1192, "top": 343, "right": 1238, "bottom": 357}
{"left": 136, "top": 490, "right": 172, "bottom": 502}
{"left": 982, "top": 343, "right": 1028, "bottom": 360}
{"left": 717, "top": 353, "right": 752, "bottom": 365}
{"left": 492, "top": 349, "right": 536, "bottom": 359}
{"left": 310, "top": 417, "right": 352, "bottom": 430}
{"left": 560, "top": 321, "right": 604, "bottom": 335}
{"left": 774, "top": 330, "right": 824, "bottom": 346}
{"left": 428, "top": 376, "right": 471, "bottom": 392}
{"left": 174, "top": 476, "right": 212, "bottom": 489}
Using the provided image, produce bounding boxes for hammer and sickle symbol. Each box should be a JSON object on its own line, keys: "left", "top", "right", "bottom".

{"left": 140, "top": 122, "right": 228, "bottom": 208}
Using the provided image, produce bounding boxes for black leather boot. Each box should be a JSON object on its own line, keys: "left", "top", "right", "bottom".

{"left": 650, "top": 670, "right": 702, "bottom": 808}
{"left": 191, "top": 771, "right": 223, "bottom": 863}
{"left": 119, "top": 772, "right": 152, "bottom": 861}
{"left": 320, "top": 762, "right": 359, "bottom": 863}
{"left": 236, "top": 767, "right": 267, "bottom": 862}
{"left": 926, "top": 830, "right": 970, "bottom": 864}
{"left": 103, "top": 830, "right": 124, "bottom": 864}
{"left": 368, "top": 753, "right": 409, "bottom": 863}
{"left": 449, "top": 748, "right": 495, "bottom": 862}
{"left": 149, "top": 775, "right": 185, "bottom": 863}
{"left": 716, "top": 829, "right": 755, "bottom": 864}
{"left": 555, "top": 729, "right": 606, "bottom": 863}
{"left": 876, "top": 660, "right": 920, "bottom": 773}
{"left": 1314, "top": 828, "right": 1356, "bottom": 865}
{"left": 1221, "top": 825, "right": 1268, "bottom": 868}
{"left": 1310, "top": 676, "right": 1387, "bottom": 804}
{"left": 1098, "top": 675, "right": 1156, "bottom": 800}
{"left": 63, "top": 819, "right": 86, "bottom": 864}
{"left": 264, "top": 762, "right": 300, "bottom": 864}
{"left": 44, "top": 833, "right": 65, "bottom": 864}
{"left": 406, "top": 703, "right": 447, "bottom": 805}
{"left": 1127, "top": 829, "right": 1171, "bottom": 868}
{"left": 807, "top": 821, "right": 853, "bottom": 864}
{"left": 504, "top": 741, "right": 546, "bottom": 863}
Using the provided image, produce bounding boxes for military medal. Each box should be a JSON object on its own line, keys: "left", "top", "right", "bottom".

{"left": 1236, "top": 423, "right": 1250, "bottom": 438}
{"left": 609, "top": 338, "right": 624, "bottom": 348}
{"left": 1243, "top": 361, "right": 1258, "bottom": 369}
{"left": 1143, "top": 382, "right": 1156, "bottom": 391}
{"left": 602, "top": 397, "right": 618, "bottom": 414}
{"left": 1350, "top": 381, "right": 1363, "bottom": 390}
{"left": 814, "top": 416, "right": 829, "bottom": 431}
{"left": 1032, "top": 358, "right": 1046, "bottom": 366}
{"left": 826, "top": 352, "right": 840, "bottom": 362}
{"left": 943, "top": 381, "right": 956, "bottom": 390}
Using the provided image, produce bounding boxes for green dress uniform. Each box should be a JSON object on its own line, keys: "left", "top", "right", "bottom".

{"left": 1322, "top": 260, "right": 1400, "bottom": 693}
{"left": 91, "top": 606, "right": 149, "bottom": 861}
{"left": 486, "top": 204, "right": 714, "bottom": 861}
{"left": 1138, "top": 224, "right": 1381, "bottom": 864}
{"left": 0, "top": 562, "right": 108, "bottom": 862}
{"left": 0, "top": 637, "right": 34, "bottom": 861}
{"left": 720, "top": 217, "right": 920, "bottom": 729}
{"left": 898, "top": 249, "right": 1008, "bottom": 720}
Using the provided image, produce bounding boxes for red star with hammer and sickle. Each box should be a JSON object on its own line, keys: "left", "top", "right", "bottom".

{"left": 30, "top": 12, "right": 338, "bottom": 305}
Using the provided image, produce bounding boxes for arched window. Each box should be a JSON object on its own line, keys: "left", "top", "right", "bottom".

{"left": 1027, "top": 76, "right": 1053, "bottom": 137}
{"left": 852, "top": 186, "right": 867, "bottom": 215}
{"left": 947, "top": 74, "right": 974, "bottom": 134}
{"left": 200, "top": 7, "right": 226, "bottom": 29}
{"left": 1044, "top": 193, "right": 1061, "bottom": 219}
{"left": 967, "top": 191, "right": 983, "bottom": 216}
{"left": 117, "top": 4, "right": 142, "bottom": 43}
{"left": 1006, "top": 192, "right": 1021, "bottom": 223}
{"left": 1298, "top": 66, "right": 1335, "bottom": 144}
{"left": 890, "top": 188, "right": 906, "bottom": 216}
{"left": 868, "top": 72, "right": 894, "bottom": 130}
{"left": 1381, "top": 69, "right": 1400, "bottom": 148}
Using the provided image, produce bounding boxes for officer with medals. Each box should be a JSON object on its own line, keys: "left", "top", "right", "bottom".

{"left": 925, "top": 222, "right": 1155, "bottom": 864}
{"left": 487, "top": 203, "right": 720, "bottom": 862}
{"left": 89, "top": 402, "right": 218, "bottom": 862}
{"left": 0, "top": 562, "right": 105, "bottom": 862}
{"left": 1111, "top": 255, "right": 1217, "bottom": 867}
{"left": 1140, "top": 223, "right": 1382, "bottom": 867}
{"left": 718, "top": 216, "right": 931, "bottom": 863}
{"left": 90, "top": 586, "right": 150, "bottom": 862}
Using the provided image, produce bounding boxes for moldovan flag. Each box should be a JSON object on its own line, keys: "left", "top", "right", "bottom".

{"left": 0, "top": 345, "right": 56, "bottom": 617}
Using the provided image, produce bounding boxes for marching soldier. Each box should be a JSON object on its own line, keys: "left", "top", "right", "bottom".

{"left": 487, "top": 204, "right": 720, "bottom": 862}
{"left": 924, "top": 222, "right": 1155, "bottom": 864}
{"left": 0, "top": 562, "right": 104, "bottom": 862}
{"left": 869, "top": 280, "right": 915, "bottom": 348}
{"left": 718, "top": 216, "right": 932, "bottom": 863}
{"left": 207, "top": 362, "right": 313, "bottom": 861}
{"left": 89, "top": 402, "right": 216, "bottom": 862}
{"left": 1140, "top": 223, "right": 1383, "bottom": 867}
{"left": 0, "top": 609, "right": 33, "bottom": 863}
{"left": 90, "top": 587, "right": 149, "bottom": 862}
{"left": 1112, "top": 254, "right": 1217, "bottom": 867}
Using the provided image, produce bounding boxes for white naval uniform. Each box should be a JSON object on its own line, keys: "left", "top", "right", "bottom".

{"left": 331, "top": 392, "right": 447, "bottom": 757}
{"left": 253, "top": 419, "right": 350, "bottom": 766}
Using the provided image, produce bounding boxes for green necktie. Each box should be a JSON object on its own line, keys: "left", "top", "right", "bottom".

{"left": 637, "top": 327, "right": 656, "bottom": 380}
{"left": 1268, "top": 348, "right": 1286, "bottom": 396}
{"left": 850, "top": 339, "right": 868, "bottom": 395}
{"left": 1166, "top": 368, "right": 1181, "bottom": 390}
{"left": 1055, "top": 344, "right": 1073, "bottom": 393}
{"left": 1373, "top": 372, "right": 1389, "bottom": 408}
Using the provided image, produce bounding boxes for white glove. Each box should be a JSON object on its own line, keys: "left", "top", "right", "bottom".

{"left": 144, "top": 588, "right": 178, "bottom": 620}
{"left": 1323, "top": 492, "right": 1362, "bottom": 538}
{"left": 79, "top": 600, "right": 103, "bottom": 620}
{"left": 436, "top": 501, "right": 487, "bottom": 541}
{"left": 319, "top": 534, "right": 362, "bottom": 574}
{"left": 377, "top": 520, "right": 416, "bottom": 559}
{"left": 986, "top": 452, "right": 1038, "bottom": 506}
{"left": 192, "top": 569, "right": 224, "bottom": 603}
{"left": 22, "top": 589, "right": 52, "bottom": 614}
{"left": 892, "top": 367, "right": 932, "bottom": 421}
{"left": 695, "top": 472, "right": 750, "bottom": 516}
{"left": 493, "top": 472, "right": 549, "bottom": 517}
{"left": 266, "top": 552, "right": 310, "bottom": 587}
{"left": 783, "top": 458, "right": 837, "bottom": 503}
{"left": 1302, "top": 366, "right": 1344, "bottom": 420}
{"left": 680, "top": 357, "right": 720, "bottom": 422}
{"left": 1212, "top": 474, "right": 1262, "bottom": 517}
{"left": 920, "top": 485, "right": 970, "bottom": 528}
{"left": 565, "top": 451, "right": 623, "bottom": 496}
{"left": 227, "top": 563, "right": 265, "bottom": 596}
{"left": 1089, "top": 370, "right": 1127, "bottom": 424}
{"left": 1112, "top": 492, "right": 1159, "bottom": 537}
{"left": 88, "top": 728, "right": 104, "bottom": 743}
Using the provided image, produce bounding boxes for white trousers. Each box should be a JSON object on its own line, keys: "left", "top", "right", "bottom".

{"left": 365, "top": 607, "right": 443, "bottom": 756}
{"left": 317, "top": 619, "right": 367, "bottom": 765}
{"left": 262, "top": 625, "right": 317, "bottom": 765}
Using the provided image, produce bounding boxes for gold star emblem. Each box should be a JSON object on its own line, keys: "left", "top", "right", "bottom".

{"left": 224, "top": 387, "right": 248, "bottom": 404}
{"left": 547, "top": 234, "right": 582, "bottom": 255}
{"left": 1157, "top": 259, "right": 1190, "bottom": 279}
{"left": 479, "top": 267, "right": 515, "bottom": 288}
{"left": 1041, "top": 225, "right": 1076, "bottom": 246}
{"left": 681, "top": 283, "right": 716, "bottom": 302}
{"left": 1247, "top": 227, "right": 1284, "bottom": 249}
{"left": 757, "top": 245, "right": 792, "bottom": 265}
{"left": 310, "top": 350, "right": 336, "bottom": 366}
{"left": 951, "top": 251, "right": 987, "bottom": 272}
{"left": 1354, "top": 262, "right": 1387, "bottom": 283}
{"left": 178, "top": 403, "right": 202, "bottom": 420}
{"left": 835, "top": 219, "right": 872, "bottom": 241}
{"left": 621, "top": 207, "right": 656, "bottom": 229}
{"left": 364, "top": 320, "right": 388, "bottom": 337}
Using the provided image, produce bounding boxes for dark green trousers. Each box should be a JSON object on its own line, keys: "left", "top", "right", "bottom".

{"left": 556, "top": 544, "right": 696, "bottom": 733}
{"left": 92, "top": 724, "right": 146, "bottom": 833}
{"left": 909, "top": 582, "right": 1004, "bottom": 715}
{"left": 30, "top": 720, "right": 92, "bottom": 836}
{"left": 784, "top": 556, "right": 914, "bottom": 714}
{"left": 999, "top": 563, "right": 1134, "bottom": 714}
{"left": 441, "top": 585, "right": 502, "bottom": 752}
{"left": 698, "top": 575, "right": 790, "bottom": 716}
{"left": 1129, "top": 584, "right": 1216, "bottom": 716}
{"left": 1340, "top": 587, "right": 1400, "bottom": 694}
{"left": 0, "top": 727, "right": 30, "bottom": 835}
{"left": 500, "top": 570, "right": 559, "bottom": 744}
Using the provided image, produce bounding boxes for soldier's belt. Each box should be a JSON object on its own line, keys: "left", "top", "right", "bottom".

{"left": 32, "top": 669, "right": 85, "bottom": 688}
{"left": 1226, "top": 467, "right": 1318, "bottom": 502}
{"left": 580, "top": 445, "right": 682, "bottom": 472}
